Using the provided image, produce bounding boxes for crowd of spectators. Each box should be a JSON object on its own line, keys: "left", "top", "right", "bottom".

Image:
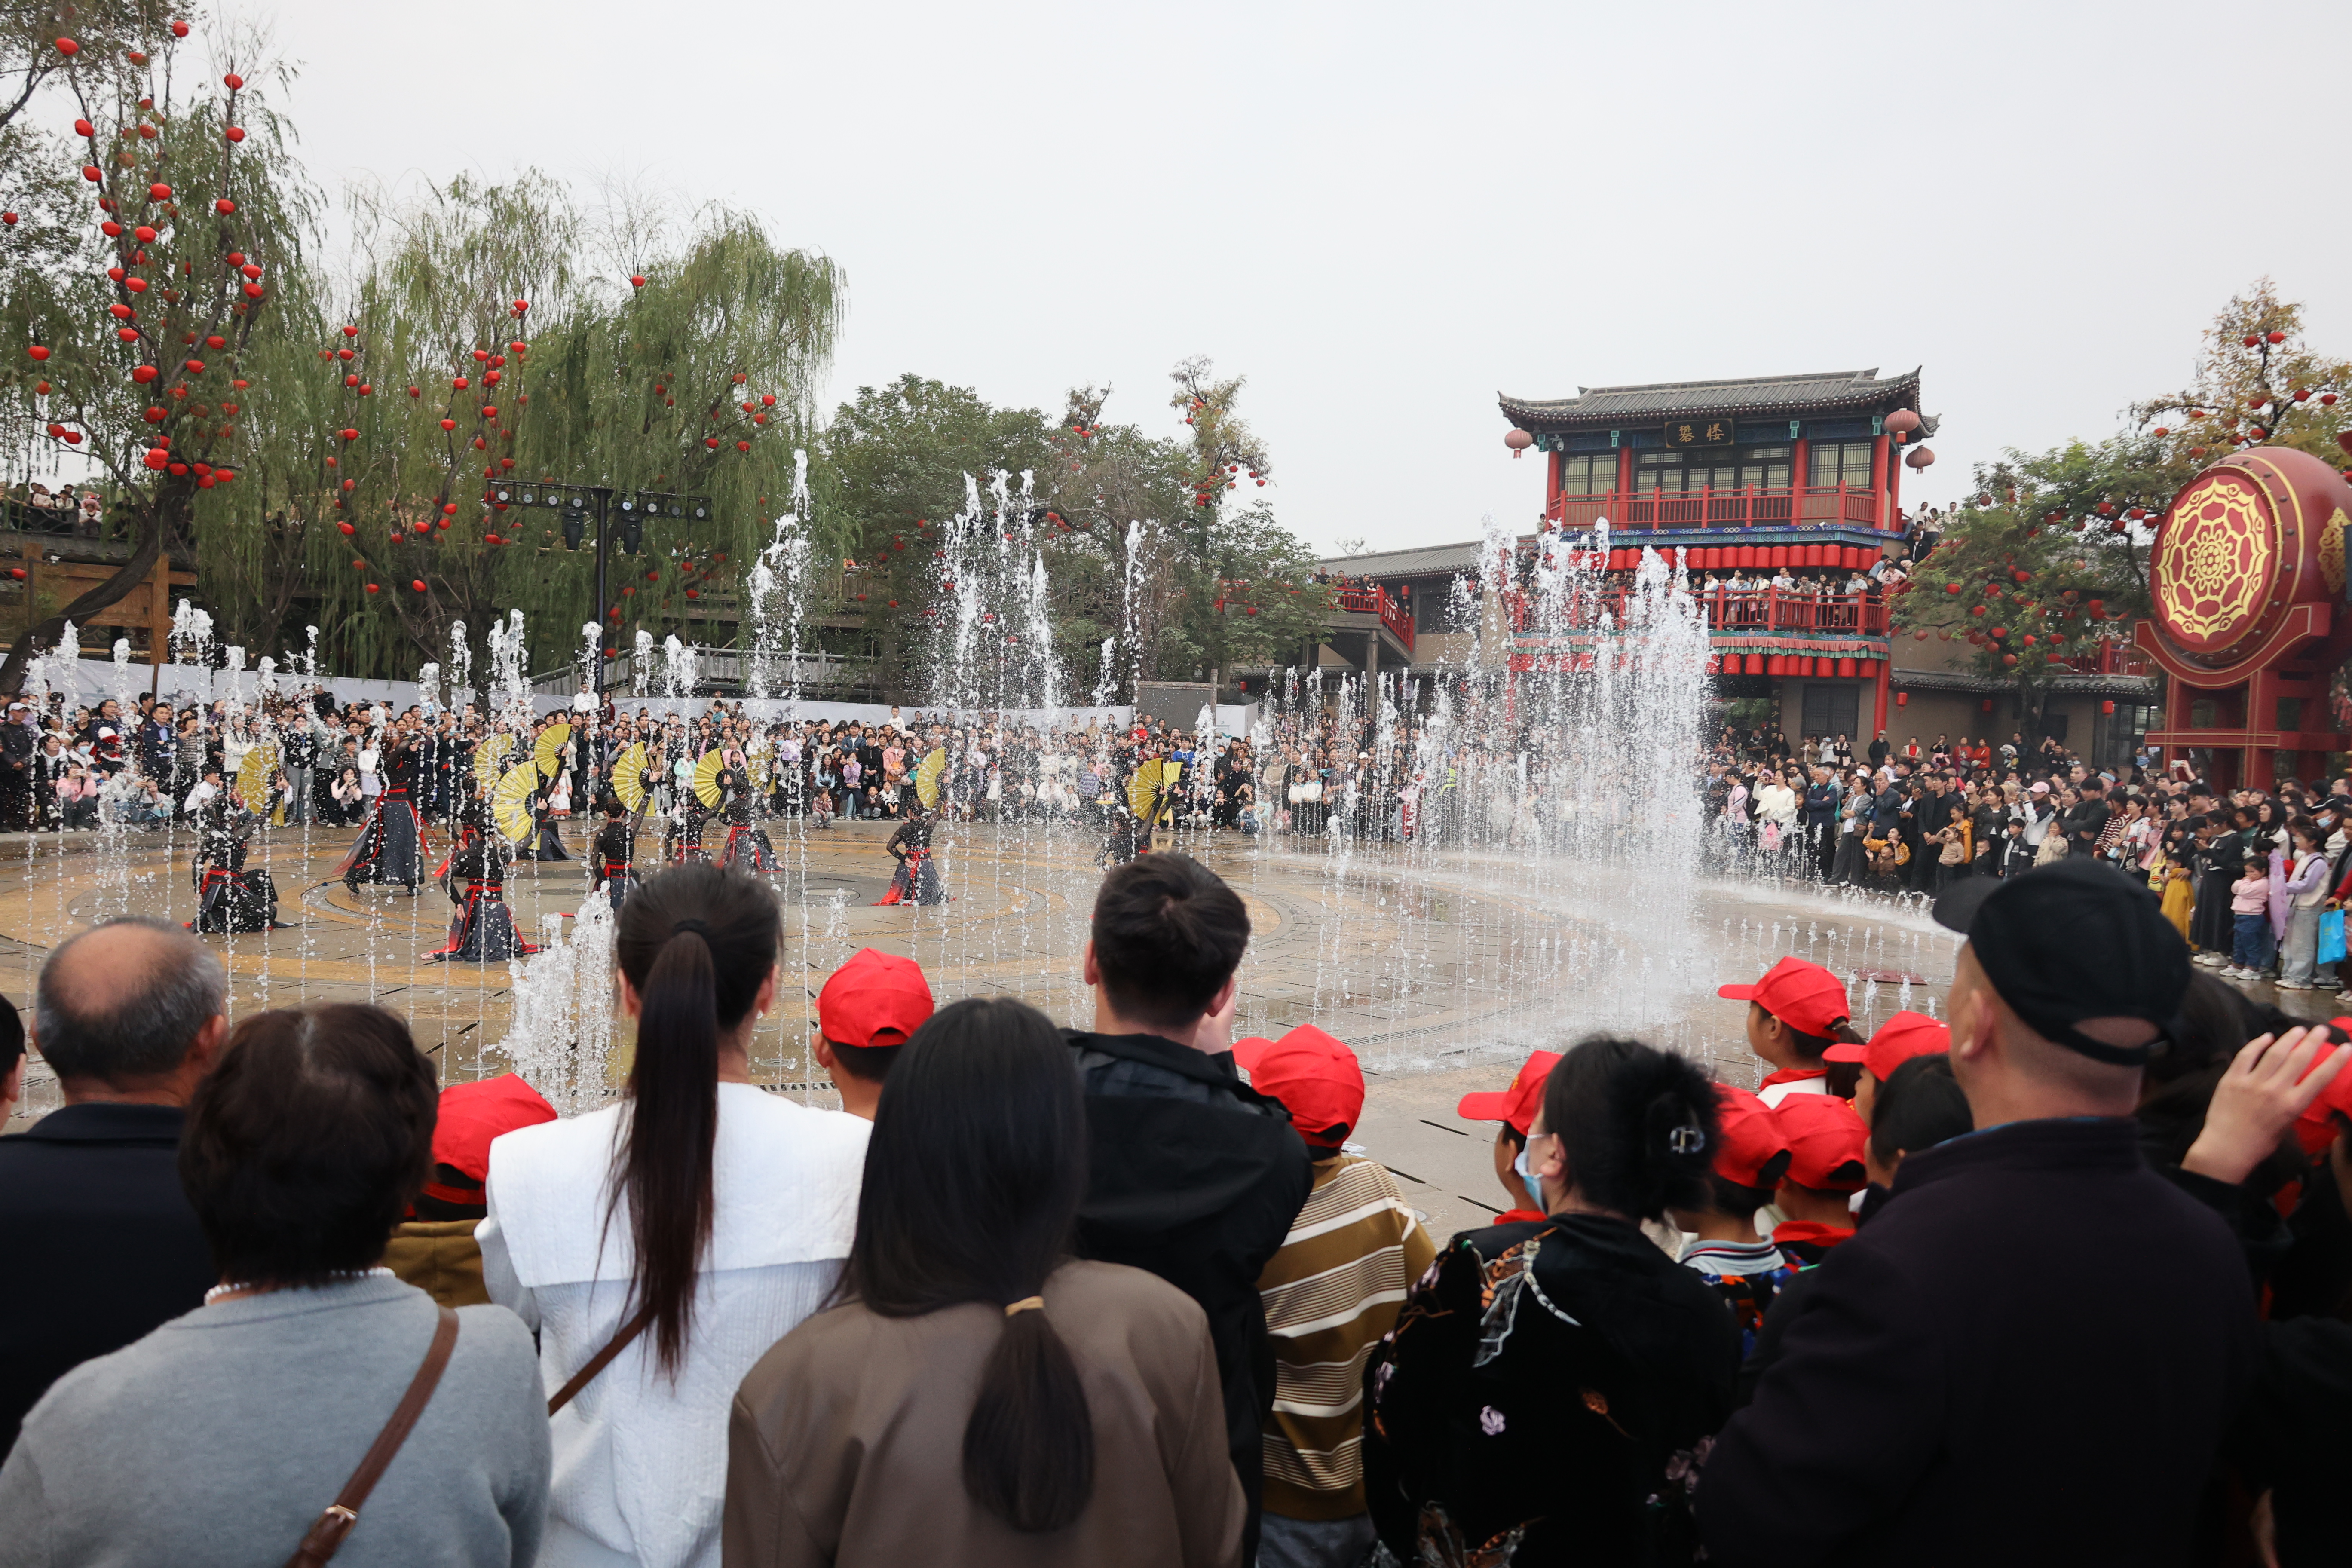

{"left": 1, "top": 482, "right": 111, "bottom": 539}
{"left": 1705, "top": 728, "right": 2352, "bottom": 987}
{"left": 0, "top": 843, "right": 2343, "bottom": 1565}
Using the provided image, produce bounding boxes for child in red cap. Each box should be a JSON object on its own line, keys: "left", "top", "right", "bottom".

{"left": 1454, "top": 1049, "right": 1562, "bottom": 1223}
{"left": 383, "top": 1072, "right": 557, "bottom": 1307}
{"left": 1236, "top": 1025, "right": 1435, "bottom": 1567}
{"left": 1768, "top": 1093, "right": 1869, "bottom": 1264}
{"left": 812, "top": 947, "right": 935, "bottom": 1120}
{"left": 1822, "top": 1009, "right": 1951, "bottom": 1124}
{"left": 1718, "top": 956, "right": 1861, "bottom": 1106}
{"left": 1669, "top": 1084, "right": 1797, "bottom": 1357}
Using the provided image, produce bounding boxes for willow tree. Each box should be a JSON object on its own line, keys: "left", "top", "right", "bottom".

{"left": 199, "top": 179, "right": 844, "bottom": 681}
{"left": 0, "top": 18, "right": 311, "bottom": 691}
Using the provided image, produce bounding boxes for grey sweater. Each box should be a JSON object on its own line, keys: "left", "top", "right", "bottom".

{"left": 0, "top": 1274, "right": 549, "bottom": 1568}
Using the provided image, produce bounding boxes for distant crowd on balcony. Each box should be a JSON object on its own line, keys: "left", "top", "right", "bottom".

{"left": 1696, "top": 565, "right": 1895, "bottom": 597}
{"left": 4, "top": 482, "right": 114, "bottom": 539}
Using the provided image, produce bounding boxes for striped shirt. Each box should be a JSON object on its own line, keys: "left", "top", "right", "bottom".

{"left": 1256, "top": 1154, "right": 1437, "bottom": 1520}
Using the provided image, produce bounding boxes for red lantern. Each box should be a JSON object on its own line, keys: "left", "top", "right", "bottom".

{"left": 1504, "top": 429, "right": 1533, "bottom": 458}
{"left": 1896, "top": 692, "right": 1909, "bottom": 707}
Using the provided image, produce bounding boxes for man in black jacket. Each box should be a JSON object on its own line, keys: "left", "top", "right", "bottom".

{"left": 2064, "top": 775, "right": 2115, "bottom": 860}
{"left": 1067, "top": 853, "right": 1312, "bottom": 1563}
{"left": 0, "top": 917, "right": 227, "bottom": 1455}
{"left": 1698, "top": 860, "right": 2257, "bottom": 1568}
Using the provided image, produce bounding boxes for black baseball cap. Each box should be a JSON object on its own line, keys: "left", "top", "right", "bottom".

{"left": 1931, "top": 860, "right": 2187, "bottom": 1067}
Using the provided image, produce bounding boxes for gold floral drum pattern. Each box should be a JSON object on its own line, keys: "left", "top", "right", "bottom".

{"left": 2153, "top": 470, "right": 2273, "bottom": 652}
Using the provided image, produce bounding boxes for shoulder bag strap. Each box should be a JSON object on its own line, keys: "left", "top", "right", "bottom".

{"left": 285, "top": 1305, "right": 459, "bottom": 1568}
{"left": 547, "top": 1307, "right": 653, "bottom": 1416}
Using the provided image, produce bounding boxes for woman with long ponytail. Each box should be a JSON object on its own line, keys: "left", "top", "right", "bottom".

{"left": 724, "top": 996, "right": 1244, "bottom": 1567}
{"left": 480, "top": 864, "right": 871, "bottom": 1568}
{"left": 1361, "top": 1035, "right": 1743, "bottom": 1568}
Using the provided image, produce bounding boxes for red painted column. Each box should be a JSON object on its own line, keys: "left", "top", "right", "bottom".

{"left": 1888, "top": 440, "right": 1904, "bottom": 529}
{"left": 1615, "top": 444, "right": 1633, "bottom": 501}
{"left": 1872, "top": 658, "right": 1891, "bottom": 740}
{"left": 1870, "top": 434, "right": 1890, "bottom": 530}
{"left": 1791, "top": 435, "right": 1810, "bottom": 527}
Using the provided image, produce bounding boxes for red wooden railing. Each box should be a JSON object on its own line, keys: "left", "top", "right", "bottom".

{"left": 1547, "top": 484, "right": 1884, "bottom": 530}
{"left": 1332, "top": 583, "right": 1415, "bottom": 654}
{"left": 2054, "top": 641, "right": 2150, "bottom": 677}
{"left": 1508, "top": 588, "right": 1889, "bottom": 637}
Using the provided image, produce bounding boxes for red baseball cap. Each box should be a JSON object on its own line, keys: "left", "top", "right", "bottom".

{"left": 1718, "top": 956, "right": 1851, "bottom": 1037}
{"left": 1775, "top": 1093, "right": 1869, "bottom": 1191}
{"left": 423, "top": 1073, "right": 557, "bottom": 1205}
{"left": 1455, "top": 1049, "right": 1563, "bottom": 1135}
{"left": 1823, "top": 1010, "right": 1951, "bottom": 1080}
{"left": 1710, "top": 1084, "right": 1794, "bottom": 1189}
{"left": 1233, "top": 1024, "right": 1365, "bottom": 1141}
{"left": 817, "top": 947, "right": 935, "bottom": 1049}
{"left": 2291, "top": 1020, "right": 2352, "bottom": 1155}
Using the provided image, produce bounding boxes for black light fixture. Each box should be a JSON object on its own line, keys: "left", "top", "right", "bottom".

{"left": 560, "top": 508, "right": 585, "bottom": 550}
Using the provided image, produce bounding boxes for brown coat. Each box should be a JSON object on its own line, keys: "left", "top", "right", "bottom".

{"left": 382, "top": 1218, "right": 490, "bottom": 1308}
{"left": 724, "top": 1259, "right": 1244, "bottom": 1568}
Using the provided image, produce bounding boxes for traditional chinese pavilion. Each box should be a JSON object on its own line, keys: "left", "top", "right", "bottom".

{"left": 1498, "top": 368, "right": 1930, "bottom": 737}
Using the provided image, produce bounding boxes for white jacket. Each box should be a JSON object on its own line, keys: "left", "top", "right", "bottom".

{"left": 479, "top": 1084, "right": 870, "bottom": 1568}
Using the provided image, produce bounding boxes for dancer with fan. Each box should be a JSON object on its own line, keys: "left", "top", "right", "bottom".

{"left": 512, "top": 720, "right": 573, "bottom": 861}
{"left": 427, "top": 796, "right": 537, "bottom": 962}
{"left": 189, "top": 794, "right": 282, "bottom": 933}
{"left": 876, "top": 806, "right": 947, "bottom": 905}
{"left": 334, "top": 717, "right": 428, "bottom": 896}
{"left": 591, "top": 741, "right": 658, "bottom": 912}
{"left": 717, "top": 750, "right": 778, "bottom": 872}
{"left": 663, "top": 748, "right": 722, "bottom": 864}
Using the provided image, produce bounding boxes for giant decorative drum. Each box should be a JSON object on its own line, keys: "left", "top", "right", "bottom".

{"left": 2146, "top": 447, "right": 2352, "bottom": 678}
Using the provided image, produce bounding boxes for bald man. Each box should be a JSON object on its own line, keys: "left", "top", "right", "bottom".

{"left": 0, "top": 918, "right": 228, "bottom": 1454}
{"left": 1700, "top": 863, "right": 2255, "bottom": 1568}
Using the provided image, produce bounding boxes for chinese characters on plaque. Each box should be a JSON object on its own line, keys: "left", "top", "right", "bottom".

{"left": 1661, "top": 419, "right": 1734, "bottom": 448}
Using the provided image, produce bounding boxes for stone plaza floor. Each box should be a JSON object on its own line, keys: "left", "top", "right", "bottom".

{"left": 9, "top": 816, "right": 2312, "bottom": 1239}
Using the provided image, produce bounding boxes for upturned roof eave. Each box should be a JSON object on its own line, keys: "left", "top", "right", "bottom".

{"left": 1499, "top": 367, "right": 1923, "bottom": 433}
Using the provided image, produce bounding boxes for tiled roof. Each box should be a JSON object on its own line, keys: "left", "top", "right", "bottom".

{"left": 1500, "top": 368, "right": 1923, "bottom": 431}
{"left": 1315, "top": 540, "right": 1504, "bottom": 577}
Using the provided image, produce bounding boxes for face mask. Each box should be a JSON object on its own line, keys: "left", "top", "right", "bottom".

{"left": 1513, "top": 1143, "right": 1536, "bottom": 1190}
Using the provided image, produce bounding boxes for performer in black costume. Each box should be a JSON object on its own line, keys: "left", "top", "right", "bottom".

{"left": 717, "top": 761, "right": 777, "bottom": 872}
{"left": 875, "top": 808, "right": 947, "bottom": 905}
{"left": 588, "top": 789, "right": 641, "bottom": 914}
{"left": 664, "top": 789, "right": 710, "bottom": 864}
{"left": 514, "top": 738, "right": 572, "bottom": 861}
{"left": 188, "top": 796, "right": 281, "bottom": 933}
{"left": 428, "top": 804, "right": 537, "bottom": 962}
{"left": 335, "top": 728, "right": 427, "bottom": 894}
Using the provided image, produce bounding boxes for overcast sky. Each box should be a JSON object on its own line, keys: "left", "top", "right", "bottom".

{"left": 222, "top": 0, "right": 2352, "bottom": 556}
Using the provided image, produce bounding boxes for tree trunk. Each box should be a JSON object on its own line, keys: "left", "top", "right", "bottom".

{"left": 0, "top": 499, "right": 175, "bottom": 696}
{"left": 2015, "top": 678, "right": 2051, "bottom": 742}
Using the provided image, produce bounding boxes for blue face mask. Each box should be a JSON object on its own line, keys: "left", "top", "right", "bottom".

{"left": 1513, "top": 1143, "right": 1536, "bottom": 1191}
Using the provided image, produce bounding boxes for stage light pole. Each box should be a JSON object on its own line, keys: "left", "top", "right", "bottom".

{"left": 494, "top": 484, "right": 710, "bottom": 702}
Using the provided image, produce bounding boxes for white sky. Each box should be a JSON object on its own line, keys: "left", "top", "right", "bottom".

{"left": 218, "top": 0, "right": 2352, "bottom": 556}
